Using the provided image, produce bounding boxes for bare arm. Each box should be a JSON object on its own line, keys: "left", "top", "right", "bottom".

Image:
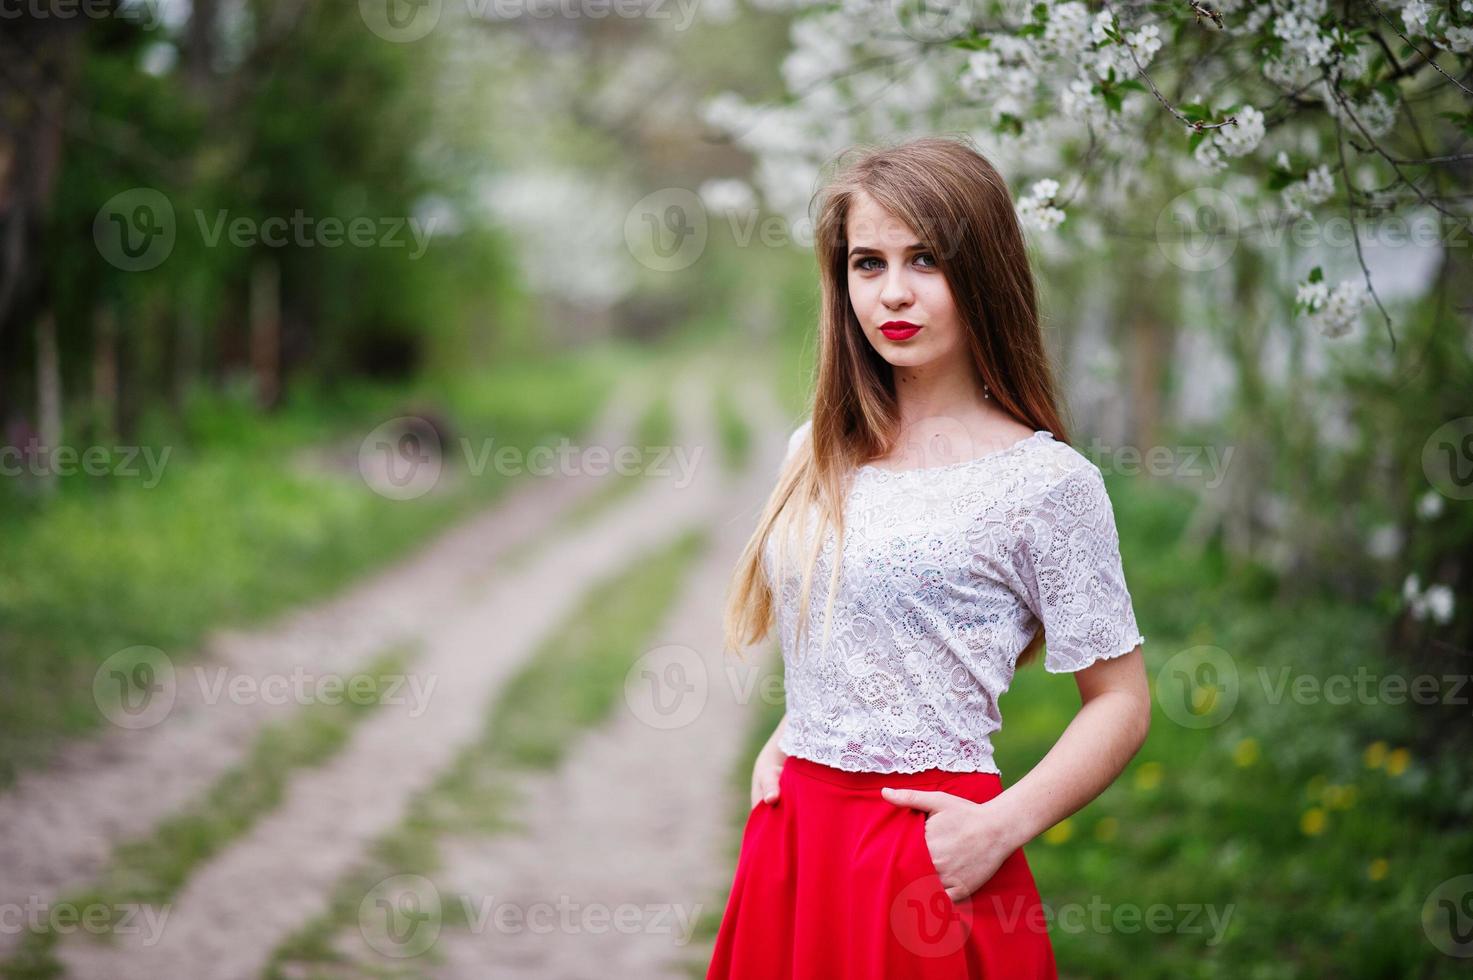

{"left": 992, "top": 646, "right": 1151, "bottom": 849}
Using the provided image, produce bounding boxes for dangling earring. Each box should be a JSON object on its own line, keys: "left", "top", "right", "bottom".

{"left": 982, "top": 383, "right": 991, "bottom": 401}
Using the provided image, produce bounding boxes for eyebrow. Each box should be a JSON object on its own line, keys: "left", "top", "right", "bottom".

{"left": 847, "top": 243, "right": 929, "bottom": 257}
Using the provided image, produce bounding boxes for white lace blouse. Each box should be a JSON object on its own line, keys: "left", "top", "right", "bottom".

{"left": 764, "top": 419, "right": 1145, "bottom": 775}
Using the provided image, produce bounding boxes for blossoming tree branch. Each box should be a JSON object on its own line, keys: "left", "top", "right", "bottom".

{"left": 704, "top": 0, "right": 1473, "bottom": 347}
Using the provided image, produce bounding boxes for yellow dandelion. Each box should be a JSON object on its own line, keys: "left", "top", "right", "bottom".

{"left": 1043, "top": 819, "right": 1074, "bottom": 845}
{"left": 1363, "top": 741, "right": 1387, "bottom": 769}
{"left": 1386, "top": 747, "right": 1410, "bottom": 777}
{"left": 1190, "top": 680, "right": 1223, "bottom": 715}
{"left": 1232, "top": 737, "right": 1259, "bottom": 768}
{"left": 1134, "top": 761, "right": 1162, "bottom": 791}
{"left": 1094, "top": 816, "right": 1118, "bottom": 842}
{"left": 1300, "top": 807, "right": 1327, "bottom": 836}
{"left": 1367, "top": 858, "right": 1388, "bottom": 881}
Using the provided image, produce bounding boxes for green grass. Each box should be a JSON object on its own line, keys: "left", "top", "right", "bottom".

{"left": 714, "top": 382, "right": 753, "bottom": 476}
{"left": 265, "top": 526, "right": 711, "bottom": 977}
{"left": 0, "top": 343, "right": 642, "bottom": 785}
{"left": 1, "top": 647, "right": 418, "bottom": 980}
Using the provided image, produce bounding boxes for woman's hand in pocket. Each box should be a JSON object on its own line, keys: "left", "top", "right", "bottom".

{"left": 881, "top": 787, "right": 1018, "bottom": 903}
{"left": 750, "top": 743, "right": 786, "bottom": 809}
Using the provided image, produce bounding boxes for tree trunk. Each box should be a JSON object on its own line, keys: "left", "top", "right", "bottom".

{"left": 36, "top": 311, "right": 61, "bottom": 495}
{"left": 92, "top": 305, "right": 118, "bottom": 442}
{"left": 250, "top": 257, "right": 281, "bottom": 409}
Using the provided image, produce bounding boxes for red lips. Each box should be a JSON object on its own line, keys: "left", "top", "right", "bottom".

{"left": 879, "top": 320, "right": 921, "bottom": 340}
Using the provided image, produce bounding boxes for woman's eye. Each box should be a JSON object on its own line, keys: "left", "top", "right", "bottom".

{"left": 855, "top": 256, "right": 882, "bottom": 272}
{"left": 915, "top": 252, "right": 936, "bottom": 268}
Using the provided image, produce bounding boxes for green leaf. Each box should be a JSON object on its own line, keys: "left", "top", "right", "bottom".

{"left": 1308, "top": 265, "right": 1324, "bottom": 283}
{"left": 951, "top": 31, "right": 992, "bottom": 52}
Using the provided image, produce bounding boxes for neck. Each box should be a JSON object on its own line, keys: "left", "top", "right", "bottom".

{"left": 889, "top": 360, "right": 993, "bottom": 430}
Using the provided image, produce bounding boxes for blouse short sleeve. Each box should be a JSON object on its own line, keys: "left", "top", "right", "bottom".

{"left": 1011, "top": 462, "right": 1145, "bottom": 673}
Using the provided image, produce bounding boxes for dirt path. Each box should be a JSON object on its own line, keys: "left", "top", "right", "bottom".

{"left": 53, "top": 365, "right": 741, "bottom": 979}
{"left": 421, "top": 376, "right": 791, "bottom": 979}
{"left": 0, "top": 376, "right": 650, "bottom": 961}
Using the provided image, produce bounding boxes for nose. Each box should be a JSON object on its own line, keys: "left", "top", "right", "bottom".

{"left": 880, "top": 266, "right": 913, "bottom": 309}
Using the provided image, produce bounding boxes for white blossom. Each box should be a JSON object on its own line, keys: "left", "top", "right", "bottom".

{"left": 1296, "top": 278, "right": 1329, "bottom": 308}
{"left": 1424, "top": 585, "right": 1456, "bottom": 625}
{"left": 1016, "top": 177, "right": 1066, "bottom": 231}
{"left": 1041, "top": 2, "right": 1093, "bottom": 61}
{"left": 1301, "top": 277, "right": 1369, "bottom": 338}
{"left": 1416, "top": 489, "right": 1445, "bottom": 520}
{"left": 1405, "top": 572, "right": 1457, "bottom": 624}
{"left": 1282, "top": 163, "right": 1335, "bottom": 219}
{"left": 1060, "top": 76, "right": 1103, "bottom": 120}
{"left": 1216, "top": 104, "right": 1266, "bottom": 157}
{"left": 1403, "top": 572, "right": 1422, "bottom": 603}
{"left": 1366, "top": 523, "right": 1404, "bottom": 560}
{"left": 1443, "top": 26, "right": 1473, "bottom": 53}
{"left": 1402, "top": 0, "right": 1434, "bottom": 36}
{"left": 699, "top": 178, "right": 758, "bottom": 216}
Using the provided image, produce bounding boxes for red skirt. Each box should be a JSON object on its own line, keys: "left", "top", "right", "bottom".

{"left": 706, "top": 754, "right": 1058, "bottom": 979}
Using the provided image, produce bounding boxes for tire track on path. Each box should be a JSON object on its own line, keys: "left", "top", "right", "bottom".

{"left": 419, "top": 375, "right": 790, "bottom": 980}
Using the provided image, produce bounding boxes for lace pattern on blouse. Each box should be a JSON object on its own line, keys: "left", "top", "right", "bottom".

{"left": 764, "top": 419, "right": 1145, "bottom": 775}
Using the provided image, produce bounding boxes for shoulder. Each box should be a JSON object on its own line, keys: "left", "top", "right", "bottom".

{"left": 1016, "top": 434, "right": 1109, "bottom": 514}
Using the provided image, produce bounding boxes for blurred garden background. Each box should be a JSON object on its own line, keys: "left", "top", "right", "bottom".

{"left": 2, "top": 0, "right": 1472, "bottom": 977}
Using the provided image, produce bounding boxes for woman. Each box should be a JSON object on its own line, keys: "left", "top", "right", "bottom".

{"left": 706, "top": 136, "right": 1151, "bottom": 979}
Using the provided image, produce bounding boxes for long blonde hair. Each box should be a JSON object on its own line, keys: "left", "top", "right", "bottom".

{"left": 723, "top": 135, "right": 1071, "bottom": 670}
